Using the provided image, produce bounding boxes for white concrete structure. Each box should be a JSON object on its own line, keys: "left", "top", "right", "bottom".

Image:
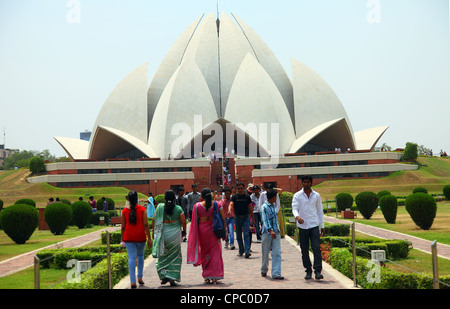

{"left": 55, "top": 12, "right": 388, "bottom": 161}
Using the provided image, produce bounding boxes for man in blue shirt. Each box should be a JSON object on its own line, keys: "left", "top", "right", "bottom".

{"left": 260, "top": 189, "right": 284, "bottom": 280}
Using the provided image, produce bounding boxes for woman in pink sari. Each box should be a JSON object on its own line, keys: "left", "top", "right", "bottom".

{"left": 187, "top": 187, "right": 226, "bottom": 284}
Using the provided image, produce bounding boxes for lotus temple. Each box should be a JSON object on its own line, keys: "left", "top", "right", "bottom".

{"left": 28, "top": 12, "right": 417, "bottom": 194}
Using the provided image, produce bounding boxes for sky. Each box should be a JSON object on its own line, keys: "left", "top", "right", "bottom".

{"left": 0, "top": 0, "right": 449, "bottom": 158}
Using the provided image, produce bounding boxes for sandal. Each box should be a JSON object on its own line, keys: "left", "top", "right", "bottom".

{"left": 161, "top": 278, "right": 168, "bottom": 285}
{"left": 211, "top": 279, "right": 218, "bottom": 285}
{"left": 169, "top": 280, "right": 177, "bottom": 287}
{"left": 204, "top": 279, "right": 211, "bottom": 284}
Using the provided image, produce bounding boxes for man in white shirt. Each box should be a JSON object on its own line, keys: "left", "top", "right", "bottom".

{"left": 292, "top": 175, "right": 325, "bottom": 280}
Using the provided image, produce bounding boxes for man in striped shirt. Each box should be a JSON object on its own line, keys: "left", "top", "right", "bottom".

{"left": 260, "top": 189, "right": 284, "bottom": 280}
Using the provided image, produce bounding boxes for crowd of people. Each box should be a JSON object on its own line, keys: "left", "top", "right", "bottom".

{"left": 120, "top": 175, "right": 325, "bottom": 288}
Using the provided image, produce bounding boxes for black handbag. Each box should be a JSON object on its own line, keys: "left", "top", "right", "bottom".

{"left": 212, "top": 201, "right": 226, "bottom": 239}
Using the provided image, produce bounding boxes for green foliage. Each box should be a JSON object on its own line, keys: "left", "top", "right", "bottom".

{"left": 444, "top": 184, "right": 450, "bottom": 200}
{"left": 101, "top": 231, "right": 122, "bottom": 244}
{"left": 54, "top": 253, "right": 129, "bottom": 289}
{"left": 413, "top": 187, "right": 428, "bottom": 194}
{"left": 279, "top": 191, "right": 294, "bottom": 208}
{"left": 324, "top": 223, "right": 350, "bottom": 236}
{"left": 90, "top": 211, "right": 111, "bottom": 225}
{"left": 379, "top": 195, "right": 398, "bottom": 224}
{"left": 0, "top": 204, "right": 39, "bottom": 244}
{"left": 321, "top": 237, "right": 411, "bottom": 260}
{"left": 59, "top": 199, "right": 71, "bottom": 206}
{"left": 36, "top": 246, "right": 123, "bottom": 269}
{"left": 3, "top": 149, "right": 55, "bottom": 170}
{"left": 29, "top": 156, "right": 45, "bottom": 174}
{"left": 402, "top": 142, "right": 418, "bottom": 161}
{"left": 377, "top": 190, "right": 391, "bottom": 198}
{"left": 96, "top": 197, "right": 115, "bottom": 211}
{"left": 14, "top": 198, "right": 36, "bottom": 207}
{"left": 335, "top": 192, "right": 353, "bottom": 211}
{"left": 330, "top": 247, "right": 449, "bottom": 289}
{"left": 405, "top": 193, "right": 437, "bottom": 230}
{"left": 355, "top": 191, "right": 379, "bottom": 219}
{"left": 44, "top": 202, "right": 73, "bottom": 235}
{"left": 0, "top": 199, "right": 3, "bottom": 211}
{"left": 154, "top": 194, "right": 165, "bottom": 205}
{"left": 71, "top": 201, "right": 92, "bottom": 229}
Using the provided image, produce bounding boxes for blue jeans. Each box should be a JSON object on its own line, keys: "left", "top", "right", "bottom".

{"left": 254, "top": 212, "right": 262, "bottom": 240}
{"left": 125, "top": 242, "right": 146, "bottom": 284}
{"left": 226, "top": 217, "right": 235, "bottom": 245}
{"left": 235, "top": 216, "right": 250, "bottom": 254}
{"left": 261, "top": 232, "right": 281, "bottom": 278}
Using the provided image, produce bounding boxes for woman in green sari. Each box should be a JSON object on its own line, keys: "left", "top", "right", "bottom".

{"left": 152, "top": 189, "right": 187, "bottom": 286}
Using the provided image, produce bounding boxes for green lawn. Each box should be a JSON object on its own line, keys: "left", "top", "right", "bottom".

{"left": 329, "top": 200, "right": 450, "bottom": 245}
{"left": 0, "top": 225, "right": 107, "bottom": 262}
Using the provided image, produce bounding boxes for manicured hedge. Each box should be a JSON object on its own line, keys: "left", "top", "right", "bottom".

{"left": 320, "top": 236, "right": 412, "bottom": 260}
{"left": 36, "top": 246, "right": 124, "bottom": 269}
{"left": 330, "top": 248, "right": 450, "bottom": 289}
{"left": 285, "top": 222, "right": 350, "bottom": 237}
{"left": 14, "top": 198, "right": 36, "bottom": 207}
{"left": 54, "top": 253, "right": 129, "bottom": 289}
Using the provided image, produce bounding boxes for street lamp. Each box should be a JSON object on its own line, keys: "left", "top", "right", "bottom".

{"left": 154, "top": 179, "right": 157, "bottom": 195}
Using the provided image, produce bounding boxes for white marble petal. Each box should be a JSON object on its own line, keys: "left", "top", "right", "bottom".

{"left": 147, "top": 14, "right": 205, "bottom": 129}
{"left": 89, "top": 125, "right": 157, "bottom": 160}
{"left": 148, "top": 59, "right": 218, "bottom": 158}
{"left": 181, "top": 13, "right": 220, "bottom": 116}
{"left": 355, "top": 126, "right": 389, "bottom": 151}
{"left": 289, "top": 118, "right": 344, "bottom": 153}
{"left": 90, "top": 62, "right": 148, "bottom": 151}
{"left": 54, "top": 136, "right": 89, "bottom": 160}
{"left": 291, "top": 58, "right": 355, "bottom": 146}
{"left": 218, "top": 12, "right": 257, "bottom": 117}
{"left": 225, "top": 53, "right": 295, "bottom": 155}
{"left": 232, "top": 13, "right": 294, "bottom": 125}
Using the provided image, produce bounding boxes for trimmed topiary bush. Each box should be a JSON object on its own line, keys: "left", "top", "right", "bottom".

{"left": 91, "top": 211, "right": 111, "bottom": 226}
{"left": 379, "top": 195, "right": 398, "bottom": 224}
{"left": 405, "top": 193, "right": 437, "bottom": 230}
{"left": 96, "top": 197, "right": 115, "bottom": 211}
{"left": 335, "top": 193, "right": 353, "bottom": 211}
{"left": 0, "top": 204, "right": 40, "bottom": 244}
{"left": 14, "top": 198, "right": 36, "bottom": 207}
{"left": 44, "top": 202, "right": 73, "bottom": 235}
{"left": 154, "top": 194, "right": 165, "bottom": 205}
{"left": 442, "top": 184, "right": 450, "bottom": 200}
{"left": 71, "top": 201, "right": 92, "bottom": 229}
{"left": 377, "top": 190, "right": 391, "bottom": 199}
{"left": 355, "top": 191, "right": 379, "bottom": 219}
{"left": 413, "top": 187, "right": 428, "bottom": 194}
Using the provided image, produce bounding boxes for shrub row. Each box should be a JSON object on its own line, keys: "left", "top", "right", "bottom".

{"left": 285, "top": 222, "right": 350, "bottom": 237}
{"left": 330, "top": 248, "right": 450, "bottom": 289}
{"left": 36, "top": 246, "right": 124, "bottom": 269}
{"left": 320, "top": 236, "right": 412, "bottom": 260}
{"left": 53, "top": 252, "right": 129, "bottom": 289}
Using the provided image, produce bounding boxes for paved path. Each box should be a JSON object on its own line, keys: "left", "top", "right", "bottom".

{"left": 0, "top": 226, "right": 120, "bottom": 278}
{"left": 323, "top": 215, "right": 450, "bottom": 260}
{"left": 114, "top": 229, "right": 356, "bottom": 290}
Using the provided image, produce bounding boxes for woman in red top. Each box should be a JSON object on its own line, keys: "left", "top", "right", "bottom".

{"left": 121, "top": 190, "right": 152, "bottom": 288}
